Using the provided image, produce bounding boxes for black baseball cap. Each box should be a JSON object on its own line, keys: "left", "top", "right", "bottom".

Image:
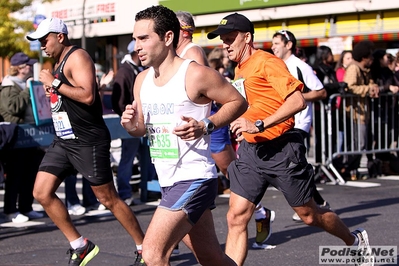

{"left": 207, "top": 13, "right": 254, "bottom": 39}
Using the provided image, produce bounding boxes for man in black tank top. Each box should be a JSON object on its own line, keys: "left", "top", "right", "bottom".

{"left": 26, "top": 17, "right": 145, "bottom": 266}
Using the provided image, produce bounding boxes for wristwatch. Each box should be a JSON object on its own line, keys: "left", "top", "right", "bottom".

{"left": 51, "top": 78, "right": 62, "bottom": 90}
{"left": 201, "top": 118, "right": 215, "bottom": 135}
{"left": 255, "top": 119, "right": 265, "bottom": 133}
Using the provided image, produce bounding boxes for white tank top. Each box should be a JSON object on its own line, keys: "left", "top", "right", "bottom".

{"left": 140, "top": 59, "right": 217, "bottom": 187}
{"left": 178, "top": 43, "right": 199, "bottom": 58}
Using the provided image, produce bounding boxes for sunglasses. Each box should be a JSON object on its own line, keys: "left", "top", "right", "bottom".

{"left": 180, "top": 25, "right": 193, "bottom": 31}
{"left": 278, "top": 30, "right": 291, "bottom": 41}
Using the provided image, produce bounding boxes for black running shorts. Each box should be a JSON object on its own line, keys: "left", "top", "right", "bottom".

{"left": 228, "top": 129, "right": 314, "bottom": 207}
{"left": 38, "top": 139, "right": 113, "bottom": 186}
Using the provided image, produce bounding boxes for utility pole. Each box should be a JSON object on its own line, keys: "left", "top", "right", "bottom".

{"left": 81, "top": 0, "right": 86, "bottom": 49}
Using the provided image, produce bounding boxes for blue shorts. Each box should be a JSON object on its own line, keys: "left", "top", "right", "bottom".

{"left": 228, "top": 129, "right": 314, "bottom": 207}
{"left": 210, "top": 126, "right": 231, "bottom": 153}
{"left": 158, "top": 178, "right": 217, "bottom": 225}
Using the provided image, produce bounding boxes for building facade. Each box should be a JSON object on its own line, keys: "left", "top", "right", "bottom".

{"left": 7, "top": 0, "right": 399, "bottom": 77}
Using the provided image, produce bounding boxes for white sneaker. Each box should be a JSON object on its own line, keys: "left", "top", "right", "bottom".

{"left": 23, "top": 210, "right": 44, "bottom": 219}
{"left": 292, "top": 212, "right": 301, "bottom": 221}
{"left": 124, "top": 196, "right": 135, "bottom": 206}
{"left": 68, "top": 204, "right": 86, "bottom": 215}
{"left": 97, "top": 204, "right": 106, "bottom": 211}
{"left": 352, "top": 228, "right": 374, "bottom": 266}
{"left": 8, "top": 212, "right": 29, "bottom": 223}
{"left": 86, "top": 203, "right": 107, "bottom": 211}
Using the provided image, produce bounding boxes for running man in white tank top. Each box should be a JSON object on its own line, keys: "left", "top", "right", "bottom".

{"left": 175, "top": 11, "right": 209, "bottom": 66}
{"left": 121, "top": 5, "right": 247, "bottom": 266}
{"left": 176, "top": 11, "right": 237, "bottom": 197}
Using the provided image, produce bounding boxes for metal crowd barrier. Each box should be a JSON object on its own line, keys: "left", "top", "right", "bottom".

{"left": 312, "top": 92, "right": 399, "bottom": 184}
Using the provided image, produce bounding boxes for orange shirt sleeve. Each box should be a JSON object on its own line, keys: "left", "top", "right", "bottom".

{"left": 235, "top": 50, "right": 303, "bottom": 142}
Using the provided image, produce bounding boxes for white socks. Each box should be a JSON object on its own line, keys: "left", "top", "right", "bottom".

{"left": 70, "top": 236, "right": 85, "bottom": 250}
{"left": 254, "top": 204, "right": 266, "bottom": 220}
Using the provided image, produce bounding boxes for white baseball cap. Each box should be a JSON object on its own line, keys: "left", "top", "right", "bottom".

{"left": 26, "top": 17, "right": 68, "bottom": 41}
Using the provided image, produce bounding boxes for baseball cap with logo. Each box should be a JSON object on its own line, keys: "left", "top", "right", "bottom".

{"left": 10, "top": 52, "right": 38, "bottom": 66}
{"left": 207, "top": 13, "right": 254, "bottom": 40}
{"left": 26, "top": 17, "right": 68, "bottom": 41}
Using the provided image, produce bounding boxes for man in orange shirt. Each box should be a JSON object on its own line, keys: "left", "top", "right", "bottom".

{"left": 208, "top": 13, "right": 372, "bottom": 266}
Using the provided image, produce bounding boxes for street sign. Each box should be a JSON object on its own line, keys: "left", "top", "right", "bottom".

{"left": 30, "top": 40, "right": 41, "bottom": 51}
{"left": 33, "top": 14, "right": 46, "bottom": 29}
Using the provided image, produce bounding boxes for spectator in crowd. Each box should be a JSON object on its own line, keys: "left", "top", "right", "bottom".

{"left": 370, "top": 49, "right": 399, "bottom": 94}
{"left": 207, "top": 47, "right": 235, "bottom": 81}
{"left": 342, "top": 40, "right": 379, "bottom": 180}
{"left": 395, "top": 51, "right": 399, "bottom": 80}
{"left": 64, "top": 174, "right": 105, "bottom": 215}
{"left": 313, "top": 45, "right": 347, "bottom": 170}
{"left": 0, "top": 52, "right": 45, "bottom": 223}
{"left": 369, "top": 49, "right": 399, "bottom": 176}
{"left": 386, "top": 53, "right": 396, "bottom": 73}
{"left": 98, "top": 69, "right": 115, "bottom": 114}
{"left": 26, "top": 17, "right": 145, "bottom": 265}
{"left": 334, "top": 50, "right": 353, "bottom": 155}
{"left": 207, "top": 12, "right": 372, "bottom": 266}
{"left": 335, "top": 50, "right": 353, "bottom": 82}
{"left": 313, "top": 45, "right": 346, "bottom": 97}
{"left": 121, "top": 5, "right": 247, "bottom": 265}
{"left": 295, "top": 47, "right": 308, "bottom": 63}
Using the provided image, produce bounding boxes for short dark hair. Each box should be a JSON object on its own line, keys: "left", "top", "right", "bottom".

{"left": 352, "top": 40, "right": 374, "bottom": 62}
{"left": 135, "top": 5, "right": 180, "bottom": 49}
{"left": 315, "top": 45, "right": 332, "bottom": 64}
{"left": 272, "top": 30, "right": 296, "bottom": 54}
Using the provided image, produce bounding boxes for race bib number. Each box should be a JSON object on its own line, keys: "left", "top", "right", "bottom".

{"left": 146, "top": 122, "right": 179, "bottom": 159}
{"left": 52, "top": 111, "right": 76, "bottom": 139}
{"left": 231, "top": 78, "right": 247, "bottom": 100}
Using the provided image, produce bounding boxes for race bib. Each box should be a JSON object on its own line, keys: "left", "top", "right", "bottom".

{"left": 231, "top": 78, "right": 247, "bottom": 100}
{"left": 52, "top": 111, "right": 76, "bottom": 139}
{"left": 146, "top": 122, "right": 179, "bottom": 159}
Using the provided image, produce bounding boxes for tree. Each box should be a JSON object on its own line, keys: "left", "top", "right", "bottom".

{"left": 0, "top": 0, "right": 52, "bottom": 58}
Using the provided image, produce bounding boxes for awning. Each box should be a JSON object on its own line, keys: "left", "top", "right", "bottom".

{"left": 353, "top": 32, "right": 399, "bottom": 42}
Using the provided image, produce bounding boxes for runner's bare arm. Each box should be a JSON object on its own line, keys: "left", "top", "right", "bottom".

{"left": 56, "top": 49, "right": 97, "bottom": 105}
{"left": 121, "top": 70, "right": 148, "bottom": 136}
{"left": 173, "top": 62, "right": 247, "bottom": 140}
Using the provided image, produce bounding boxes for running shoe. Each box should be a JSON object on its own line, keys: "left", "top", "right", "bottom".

{"left": 352, "top": 228, "right": 374, "bottom": 266}
{"left": 68, "top": 204, "right": 86, "bottom": 216}
{"left": 8, "top": 212, "right": 29, "bottom": 223}
{"left": 292, "top": 212, "right": 301, "bottom": 222}
{"left": 23, "top": 210, "right": 44, "bottom": 219}
{"left": 67, "top": 238, "right": 99, "bottom": 266}
{"left": 253, "top": 208, "right": 275, "bottom": 248}
{"left": 132, "top": 250, "right": 145, "bottom": 266}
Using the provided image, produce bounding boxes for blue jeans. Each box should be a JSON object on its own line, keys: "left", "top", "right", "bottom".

{"left": 117, "top": 137, "right": 157, "bottom": 202}
{"left": 117, "top": 138, "right": 141, "bottom": 200}
{"left": 64, "top": 175, "right": 98, "bottom": 208}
